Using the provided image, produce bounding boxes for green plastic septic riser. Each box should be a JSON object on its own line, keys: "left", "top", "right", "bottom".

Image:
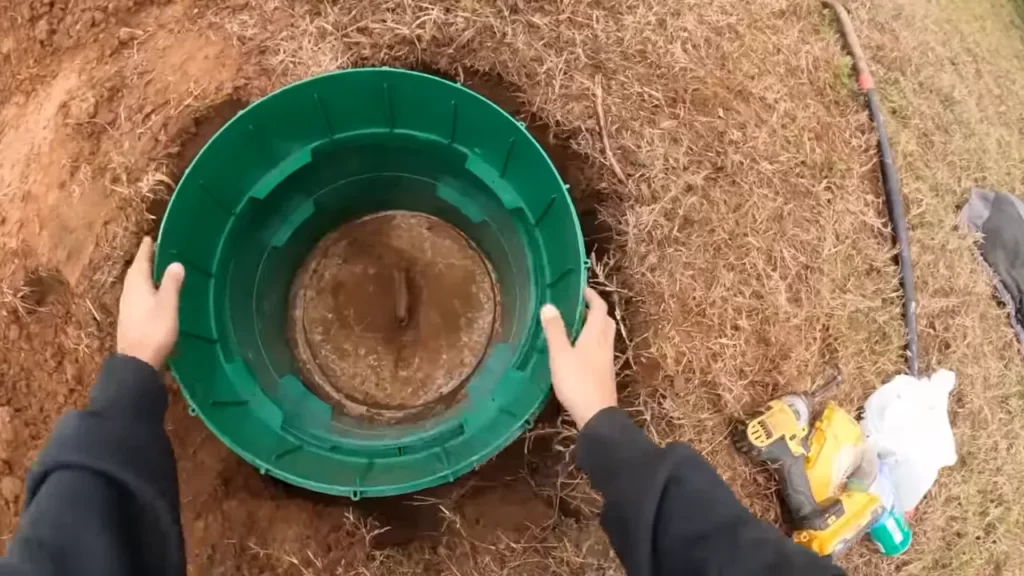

{"left": 155, "top": 68, "right": 587, "bottom": 498}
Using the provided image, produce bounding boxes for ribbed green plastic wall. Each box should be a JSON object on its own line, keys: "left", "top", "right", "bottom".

{"left": 155, "top": 68, "right": 586, "bottom": 497}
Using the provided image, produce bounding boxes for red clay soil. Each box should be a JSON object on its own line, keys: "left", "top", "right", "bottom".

{"left": 0, "top": 1, "right": 610, "bottom": 572}
{"left": 290, "top": 212, "right": 496, "bottom": 417}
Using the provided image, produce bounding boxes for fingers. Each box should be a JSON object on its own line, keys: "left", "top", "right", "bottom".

{"left": 583, "top": 287, "right": 609, "bottom": 325}
{"left": 580, "top": 287, "right": 616, "bottom": 347}
{"left": 129, "top": 237, "right": 155, "bottom": 281}
{"left": 156, "top": 263, "right": 186, "bottom": 313}
{"left": 540, "top": 304, "right": 572, "bottom": 356}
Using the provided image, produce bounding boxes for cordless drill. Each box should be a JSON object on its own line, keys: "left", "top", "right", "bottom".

{"left": 734, "top": 394, "right": 883, "bottom": 556}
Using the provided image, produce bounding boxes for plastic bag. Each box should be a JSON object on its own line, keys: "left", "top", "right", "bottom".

{"left": 860, "top": 369, "right": 957, "bottom": 513}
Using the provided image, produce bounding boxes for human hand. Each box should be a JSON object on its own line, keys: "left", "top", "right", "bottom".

{"left": 540, "top": 287, "right": 617, "bottom": 429}
{"left": 117, "top": 237, "right": 185, "bottom": 370}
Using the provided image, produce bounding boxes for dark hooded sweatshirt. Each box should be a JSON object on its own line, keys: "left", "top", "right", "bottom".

{"left": 0, "top": 355, "right": 840, "bottom": 576}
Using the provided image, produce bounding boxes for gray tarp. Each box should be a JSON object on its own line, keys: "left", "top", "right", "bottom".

{"left": 960, "top": 187, "right": 1024, "bottom": 346}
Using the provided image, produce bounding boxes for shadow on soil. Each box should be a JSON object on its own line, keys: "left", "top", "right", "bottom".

{"left": 21, "top": 268, "right": 71, "bottom": 312}
{"left": 418, "top": 65, "right": 616, "bottom": 263}
{"left": 157, "top": 67, "right": 618, "bottom": 549}
{"left": 143, "top": 97, "right": 248, "bottom": 234}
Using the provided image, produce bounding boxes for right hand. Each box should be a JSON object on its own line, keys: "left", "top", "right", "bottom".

{"left": 116, "top": 237, "right": 186, "bottom": 370}
{"left": 540, "top": 287, "right": 618, "bottom": 429}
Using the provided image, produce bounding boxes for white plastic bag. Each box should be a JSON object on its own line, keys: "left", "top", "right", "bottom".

{"left": 860, "top": 370, "right": 957, "bottom": 513}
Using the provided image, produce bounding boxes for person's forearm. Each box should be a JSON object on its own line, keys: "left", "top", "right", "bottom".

{"left": 577, "top": 407, "right": 843, "bottom": 576}
{"left": 2, "top": 354, "right": 185, "bottom": 576}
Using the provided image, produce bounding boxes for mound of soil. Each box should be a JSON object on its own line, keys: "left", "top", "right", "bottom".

{"left": 0, "top": 4, "right": 606, "bottom": 567}
{"left": 290, "top": 211, "right": 497, "bottom": 418}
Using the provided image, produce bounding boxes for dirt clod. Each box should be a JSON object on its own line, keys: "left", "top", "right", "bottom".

{"left": 1, "top": 476, "right": 23, "bottom": 504}
{"left": 67, "top": 94, "right": 98, "bottom": 122}
{"left": 34, "top": 19, "right": 53, "bottom": 43}
{"left": 291, "top": 212, "right": 497, "bottom": 415}
{"left": 0, "top": 407, "right": 16, "bottom": 460}
{"left": 116, "top": 27, "right": 142, "bottom": 43}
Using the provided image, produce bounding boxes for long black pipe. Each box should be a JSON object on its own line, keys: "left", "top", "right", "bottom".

{"left": 823, "top": 1, "right": 920, "bottom": 376}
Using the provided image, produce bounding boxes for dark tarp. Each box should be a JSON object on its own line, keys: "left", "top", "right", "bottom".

{"left": 960, "top": 187, "right": 1024, "bottom": 346}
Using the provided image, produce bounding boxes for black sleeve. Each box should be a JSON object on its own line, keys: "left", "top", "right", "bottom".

{"left": 0, "top": 354, "right": 185, "bottom": 576}
{"left": 577, "top": 407, "right": 844, "bottom": 576}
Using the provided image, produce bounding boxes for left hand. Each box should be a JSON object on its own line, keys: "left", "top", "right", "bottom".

{"left": 116, "top": 237, "right": 185, "bottom": 370}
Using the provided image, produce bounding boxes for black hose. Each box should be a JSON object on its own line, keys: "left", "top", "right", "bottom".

{"left": 823, "top": 1, "right": 920, "bottom": 376}
{"left": 866, "top": 90, "right": 919, "bottom": 376}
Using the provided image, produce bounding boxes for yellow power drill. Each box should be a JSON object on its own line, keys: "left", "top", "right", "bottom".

{"left": 734, "top": 389, "right": 883, "bottom": 556}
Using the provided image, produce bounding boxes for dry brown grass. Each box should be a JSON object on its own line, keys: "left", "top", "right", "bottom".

{"left": 849, "top": 1, "right": 1024, "bottom": 573}
{"left": 198, "top": 0, "right": 1024, "bottom": 572}
{"left": 192, "top": 0, "right": 1024, "bottom": 572}
{"left": 5, "top": 0, "right": 1024, "bottom": 572}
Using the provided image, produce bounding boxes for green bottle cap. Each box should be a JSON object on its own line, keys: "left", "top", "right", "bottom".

{"left": 869, "top": 509, "right": 912, "bottom": 556}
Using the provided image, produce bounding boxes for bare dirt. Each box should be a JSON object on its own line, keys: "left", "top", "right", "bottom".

{"left": 291, "top": 211, "right": 496, "bottom": 416}
{"left": 0, "top": 2, "right": 607, "bottom": 572}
